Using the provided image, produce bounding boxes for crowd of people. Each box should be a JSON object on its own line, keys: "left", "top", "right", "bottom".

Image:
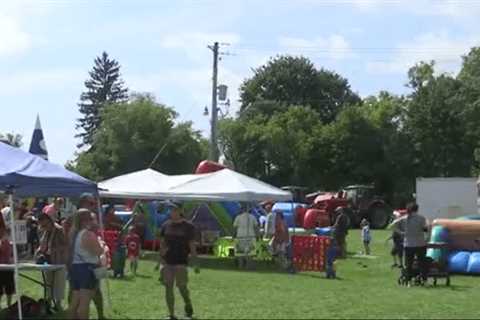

{"left": 0, "top": 193, "right": 431, "bottom": 319}
{"left": 0, "top": 193, "right": 152, "bottom": 319}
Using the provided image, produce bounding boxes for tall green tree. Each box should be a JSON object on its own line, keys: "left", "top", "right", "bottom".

{"left": 76, "top": 51, "right": 128, "bottom": 147}
{"left": 405, "top": 62, "right": 472, "bottom": 177}
{"left": 457, "top": 47, "right": 480, "bottom": 173}
{"left": 262, "top": 106, "right": 323, "bottom": 187}
{"left": 218, "top": 115, "right": 270, "bottom": 180}
{"left": 239, "top": 55, "right": 360, "bottom": 123}
{"left": 360, "top": 92, "right": 413, "bottom": 204}
{"left": 218, "top": 107, "right": 325, "bottom": 188}
{"left": 72, "top": 95, "right": 207, "bottom": 181}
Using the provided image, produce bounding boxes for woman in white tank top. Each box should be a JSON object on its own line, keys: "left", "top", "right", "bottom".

{"left": 67, "top": 209, "right": 103, "bottom": 320}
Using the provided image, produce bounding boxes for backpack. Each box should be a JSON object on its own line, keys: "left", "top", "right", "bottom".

{"left": 5, "top": 296, "right": 47, "bottom": 319}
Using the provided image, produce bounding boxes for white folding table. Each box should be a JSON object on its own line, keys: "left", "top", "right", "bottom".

{"left": 0, "top": 263, "right": 65, "bottom": 309}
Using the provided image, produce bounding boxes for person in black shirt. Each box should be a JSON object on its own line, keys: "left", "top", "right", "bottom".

{"left": 159, "top": 201, "right": 198, "bottom": 320}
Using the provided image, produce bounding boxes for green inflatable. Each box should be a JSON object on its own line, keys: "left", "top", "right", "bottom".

{"left": 427, "top": 225, "right": 449, "bottom": 262}
{"left": 182, "top": 201, "right": 235, "bottom": 235}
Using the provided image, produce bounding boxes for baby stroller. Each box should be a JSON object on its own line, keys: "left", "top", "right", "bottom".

{"left": 398, "top": 243, "right": 451, "bottom": 287}
{"left": 397, "top": 256, "right": 429, "bottom": 286}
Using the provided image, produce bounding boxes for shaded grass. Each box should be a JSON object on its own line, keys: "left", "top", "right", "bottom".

{"left": 9, "top": 230, "right": 480, "bottom": 319}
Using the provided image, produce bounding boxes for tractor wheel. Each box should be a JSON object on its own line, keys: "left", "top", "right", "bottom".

{"left": 369, "top": 206, "right": 391, "bottom": 229}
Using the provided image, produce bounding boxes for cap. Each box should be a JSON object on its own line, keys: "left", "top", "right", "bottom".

{"left": 164, "top": 200, "right": 182, "bottom": 209}
{"left": 39, "top": 209, "right": 56, "bottom": 223}
{"left": 80, "top": 193, "right": 95, "bottom": 201}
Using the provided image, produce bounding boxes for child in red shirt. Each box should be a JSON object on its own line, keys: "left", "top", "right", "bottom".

{"left": 0, "top": 227, "right": 14, "bottom": 308}
{"left": 124, "top": 226, "right": 141, "bottom": 276}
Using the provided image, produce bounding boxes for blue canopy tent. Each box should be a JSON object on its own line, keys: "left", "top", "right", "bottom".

{"left": 0, "top": 142, "right": 97, "bottom": 197}
{"left": 0, "top": 142, "right": 98, "bottom": 319}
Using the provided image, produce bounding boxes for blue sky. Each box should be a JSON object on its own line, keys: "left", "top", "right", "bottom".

{"left": 1, "top": 0, "right": 480, "bottom": 166}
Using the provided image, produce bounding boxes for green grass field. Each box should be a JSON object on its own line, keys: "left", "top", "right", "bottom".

{"left": 13, "top": 230, "right": 480, "bottom": 319}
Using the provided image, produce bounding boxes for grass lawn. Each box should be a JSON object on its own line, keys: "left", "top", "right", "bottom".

{"left": 11, "top": 230, "right": 480, "bottom": 319}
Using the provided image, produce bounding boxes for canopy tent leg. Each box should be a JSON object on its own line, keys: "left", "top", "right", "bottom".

{"left": 96, "top": 198, "right": 112, "bottom": 312}
{"left": 8, "top": 192, "right": 23, "bottom": 320}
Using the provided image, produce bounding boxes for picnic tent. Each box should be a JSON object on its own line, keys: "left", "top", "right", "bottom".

{"left": 99, "top": 168, "right": 291, "bottom": 202}
{"left": 98, "top": 168, "right": 291, "bottom": 235}
{"left": 165, "top": 168, "right": 292, "bottom": 202}
{"left": 98, "top": 168, "right": 200, "bottom": 199}
{"left": 0, "top": 142, "right": 97, "bottom": 197}
{"left": 0, "top": 141, "right": 98, "bottom": 319}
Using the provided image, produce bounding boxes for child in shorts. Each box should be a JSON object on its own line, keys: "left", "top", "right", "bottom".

{"left": 124, "top": 226, "right": 141, "bottom": 276}
{"left": 389, "top": 230, "right": 404, "bottom": 268}
{"left": 360, "top": 219, "right": 371, "bottom": 255}
{"left": 0, "top": 227, "right": 14, "bottom": 308}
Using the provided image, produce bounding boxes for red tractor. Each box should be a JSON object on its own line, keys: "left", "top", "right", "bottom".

{"left": 312, "top": 185, "right": 392, "bottom": 229}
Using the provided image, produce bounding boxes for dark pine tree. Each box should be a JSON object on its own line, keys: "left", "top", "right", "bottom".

{"left": 76, "top": 51, "right": 128, "bottom": 147}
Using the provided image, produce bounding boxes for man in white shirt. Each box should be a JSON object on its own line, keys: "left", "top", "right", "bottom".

{"left": 233, "top": 205, "right": 259, "bottom": 269}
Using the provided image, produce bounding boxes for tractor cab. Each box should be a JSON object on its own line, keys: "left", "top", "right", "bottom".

{"left": 281, "top": 186, "right": 307, "bottom": 203}
{"left": 342, "top": 185, "right": 375, "bottom": 209}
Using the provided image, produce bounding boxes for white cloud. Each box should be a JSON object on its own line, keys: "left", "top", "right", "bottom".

{"left": 278, "top": 34, "right": 353, "bottom": 60}
{"left": 346, "top": 0, "right": 480, "bottom": 18}
{"left": 366, "top": 32, "right": 480, "bottom": 75}
{"left": 161, "top": 32, "right": 240, "bottom": 50}
{"left": 159, "top": 32, "right": 241, "bottom": 64}
{"left": 127, "top": 64, "right": 245, "bottom": 135}
{"left": 0, "top": 13, "right": 31, "bottom": 56}
{"left": 0, "top": 69, "right": 84, "bottom": 95}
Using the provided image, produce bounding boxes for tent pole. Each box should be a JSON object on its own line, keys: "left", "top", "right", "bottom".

{"left": 96, "top": 198, "right": 111, "bottom": 311}
{"left": 96, "top": 199, "right": 105, "bottom": 239}
{"left": 151, "top": 203, "right": 157, "bottom": 252}
{"left": 292, "top": 201, "right": 295, "bottom": 236}
{"left": 8, "top": 193, "right": 23, "bottom": 320}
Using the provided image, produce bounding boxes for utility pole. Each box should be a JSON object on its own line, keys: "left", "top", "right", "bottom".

{"left": 208, "top": 41, "right": 220, "bottom": 162}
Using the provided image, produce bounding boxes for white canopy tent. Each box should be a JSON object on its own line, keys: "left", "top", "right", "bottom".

{"left": 98, "top": 168, "right": 292, "bottom": 202}
{"left": 98, "top": 168, "right": 201, "bottom": 199}
{"left": 165, "top": 168, "right": 292, "bottom": 202}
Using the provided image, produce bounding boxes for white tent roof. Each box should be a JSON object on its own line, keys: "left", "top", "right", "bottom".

{"left": 99, "top": 168, "right": 291, "bottom": 202}
{"left": 166, "top": 168, "right": 292, "bottom": 202}
{"left": 98, "top": 168, "right": 199, "bottom": 199}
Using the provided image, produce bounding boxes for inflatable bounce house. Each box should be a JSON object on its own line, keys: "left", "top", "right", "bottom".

{"left": 140, "top": 200, "right": 247, "bottom": 249}
{"left": 428, "top": 217, "right": 480, "bottom": 274}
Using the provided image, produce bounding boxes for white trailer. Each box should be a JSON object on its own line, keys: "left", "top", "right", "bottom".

{"left": 416, "top": 177, "right": 478, "bottom": 221}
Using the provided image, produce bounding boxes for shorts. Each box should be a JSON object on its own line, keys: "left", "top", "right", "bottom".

{"left": 160, "top": 265, "right": 188, "bottom": 288}
{"left": 391, "top": 243, "right": 404, "bottom": 257}
{"left": 0, "top": 271, "right": 15, "bottom": 295}
{"left": 235, "top": 238, "right": 256, "bottom": 256}
{"left": 69, "top": 263, "right": 98, "bottom": 290}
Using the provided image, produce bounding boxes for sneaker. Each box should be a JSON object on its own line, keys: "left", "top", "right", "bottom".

{"left": 165, "top": 316, "right": 177, "bottom": 320}
{"left": 185, "top": 304, "right": 194, "bottom": 318}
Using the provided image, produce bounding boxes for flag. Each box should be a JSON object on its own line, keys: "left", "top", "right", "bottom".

{"left": 29, "top": 114, "right": 48, "bottom": 160}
